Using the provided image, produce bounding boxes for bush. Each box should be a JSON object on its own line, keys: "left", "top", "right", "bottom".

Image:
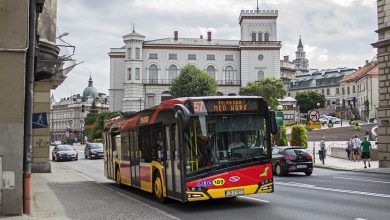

{"left": 284, "top": 121, "right": 295, "bottom": 127}
{"left": 272, "top": 126, "right": 288, "bottom": 146}
{"left": 349, "top": 115, "right": 356, "bottom": 125}
{"left": 94, "top": 138, "right": 103, "bottom": 142}
{"left": 290, "top": 125, "right": 308, "bottom": 148}
{"left": 354, "top": 122, "right": 361, "bottom": 131}
{"left": 328, "top": 119, "right": 333, "bottom": 127}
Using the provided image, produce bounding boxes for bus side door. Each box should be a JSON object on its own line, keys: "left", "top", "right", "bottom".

{"left": 130, "top": 129, "right": 140, "bottom": 187}
{"left": 164, "top": 123, "right": 182, "bottom": 198}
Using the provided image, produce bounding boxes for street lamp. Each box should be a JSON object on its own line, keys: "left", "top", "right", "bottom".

{"left": 293, "top": 104, "right": 296, "bottom": 123}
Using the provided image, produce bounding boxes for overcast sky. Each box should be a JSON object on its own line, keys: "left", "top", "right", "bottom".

{"left": 53, "top": 0, "right": 378, "bottom": 100}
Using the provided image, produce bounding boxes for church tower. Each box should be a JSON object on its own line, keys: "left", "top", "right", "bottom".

{"left": 293, "top": 36, "right": 309, "bottom": 74}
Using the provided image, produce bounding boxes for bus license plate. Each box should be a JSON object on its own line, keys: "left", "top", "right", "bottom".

{"left": 225, "top": 189, "right": 244, "bottom": 197}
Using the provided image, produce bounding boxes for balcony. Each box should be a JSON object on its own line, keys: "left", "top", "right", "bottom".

{"left": 142, "top": 79, "right": 241, "bottom": 86}
{"left": 239, "top": 41, "right": 282, "bottom": 47}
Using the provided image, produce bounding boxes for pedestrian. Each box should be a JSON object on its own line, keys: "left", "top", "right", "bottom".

{"left": 352, "top": 134, "right": 361, "bottom": 162}
{"left": 345, "top": 138, "right": 352, "bottom": 160}
{"left": 361, "top": 136, "right": 372, "bottom": 168}
{"left": 365, "top": 129, "right": 370, "bottom": 140}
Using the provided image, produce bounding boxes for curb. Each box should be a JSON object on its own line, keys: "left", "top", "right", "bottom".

{"left": 313, "top": 164, "right": 390, "bottom": 174}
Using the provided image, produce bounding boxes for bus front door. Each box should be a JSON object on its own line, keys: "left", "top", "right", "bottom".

{"left": 164, "top": 124, "right": 182, "bottom": 199}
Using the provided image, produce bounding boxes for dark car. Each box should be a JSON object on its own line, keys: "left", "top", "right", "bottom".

{"left": 52, "top": 144, "right": 78, "bottom": 161}
{"left": 272, "top": 147, "right": 313, "bottom": 176}
{"left": 84, "top": 142, "right": 104, "bottom": 159}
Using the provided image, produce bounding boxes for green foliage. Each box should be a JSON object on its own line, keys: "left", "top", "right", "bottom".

{"left": 272, "top": 126, "right": 288, "bottom": 146}
{"left": 84, "top": 111, "right": 132, "bottom": 140}
{"left": 284, "top": 121, "right": 295, "bottom": 127}
{"left": 170, "top": 65, "right": 217, "bottom": 97}
{"left": 354, "top": 122, "right": 361, "bottom": 131}
{"left": 295, "top": 91, "right": 326, "bottom": 113}
{"left": 328, "top": 119, "right": 333, "bottom": 127}
{"left": 290, "top": 125, "right": 308, "bottom": 148}
{"left": 349, "top": 116, "right": 356, "bottom": 125}
{"left": 94, "top": 138, "right": 102, "bottom": 142}
{"left": 239, "top": 78, "right": 287, "bottom": 110}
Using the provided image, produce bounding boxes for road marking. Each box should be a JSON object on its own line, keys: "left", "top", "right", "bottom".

{"left": 241, "top": 196, "right": 270, "bottom": 203}
{"left": 354, "top": 218, "right": 367, "bottom": 220}
{"left": 276, "top": 182, "right": 390, "bottom": 199}
{"left": 334, "top": 176, "right": 390, "bottom": 184}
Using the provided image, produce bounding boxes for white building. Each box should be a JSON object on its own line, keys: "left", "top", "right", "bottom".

{"left": 109, "top": 9, "right": 282, "bottom": 112}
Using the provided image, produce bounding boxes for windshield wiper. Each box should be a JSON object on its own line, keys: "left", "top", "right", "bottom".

{"left": 202, "top": 162, "right": 229, "bottom": 178}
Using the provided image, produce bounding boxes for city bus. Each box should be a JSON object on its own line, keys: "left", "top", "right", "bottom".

{"left": 103, "top": 96, "right": 277, "bottom": 202}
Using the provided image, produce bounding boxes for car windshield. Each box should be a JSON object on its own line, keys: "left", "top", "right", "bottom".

{"left": 285, "top": 149, "right": 309, "bottom": 156}
{"left": 184, "top": 114, "right": 269, "bottom": 176}
{"left": 91, "top": 143, "right": 103, "bottom": 149}
{"left": 58, "top": 145, "right": 73, "bottom": 151}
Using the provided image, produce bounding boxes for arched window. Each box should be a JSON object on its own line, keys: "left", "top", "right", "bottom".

{"left": 149, "top": 64, "right": 158, "bottom": 83}
{"left": 258, "top": 32, "right": 263, "bottom": 41}
{"left": 264, "top": 33, "right": 269, "bottom": 41}
{"left": 225, "top": 66, "right": 234, "bottom": 84}
{"left": 257, "top": 70, "right": 264, "bottom": 80}
{"left": 206, "top": 65, "right": 215, "bottom": 79}
{"left": 168, "top": 65, "right": 178, "bottom": 82}
{"left": 251, "top": 33, "right": 256, "bottom": 41}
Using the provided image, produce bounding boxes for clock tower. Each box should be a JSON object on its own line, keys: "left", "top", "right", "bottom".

{"left": 293, "top": 36, "right": 309, "bottom": 75}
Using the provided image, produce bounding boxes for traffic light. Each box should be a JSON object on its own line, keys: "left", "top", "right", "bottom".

{"left": 81, "top": 105, "right": 85, "bottom": 112}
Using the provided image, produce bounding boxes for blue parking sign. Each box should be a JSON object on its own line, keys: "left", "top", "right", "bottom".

{"left": 32, "top": 112, "right": 48, "bottom": 129}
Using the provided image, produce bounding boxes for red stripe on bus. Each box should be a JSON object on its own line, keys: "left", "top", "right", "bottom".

{"left": 140, "top": 166, "right": 151, "bottom": 182}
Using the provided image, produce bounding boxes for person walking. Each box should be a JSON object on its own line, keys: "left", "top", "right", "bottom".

{"left": 352, "top": 134, "right": 361, "bottom": 162}
{"left": 361, "top": 136, "right": 372, "bottom": 168}
{"left": 346, "top": 138, "right": 352, "bottom": 160}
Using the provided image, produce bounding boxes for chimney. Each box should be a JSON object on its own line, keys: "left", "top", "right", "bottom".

{"left": 200, "top": 35, "right": 203, "bottom": 39}
{"left": 366, "top": 60, "right": 369, "bottom": 65}
{"left": 207, "top": 31, "right": 212, "bottom": 41}
{"left": 283, "top": 55, "right": 289, "bottom": 62}
{"left": 174, "top": 31, "right": 178, "bottom": 41}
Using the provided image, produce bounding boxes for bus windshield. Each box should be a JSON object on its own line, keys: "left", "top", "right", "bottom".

{"left": 184, "top": 114, "right": 268, "bottom": 176}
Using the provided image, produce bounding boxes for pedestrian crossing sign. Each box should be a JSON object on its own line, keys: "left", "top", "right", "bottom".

{"left": 32, "top": 112, "right": 48, "bottom": 129}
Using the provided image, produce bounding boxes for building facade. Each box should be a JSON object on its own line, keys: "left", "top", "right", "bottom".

{"left": 109, "top": 9, "right": 282, "bottom": 112}
{"left": 293, "top": 36, "right": 309, "bottom": 75}
{"left": 50, "top": 76, "right": 109, "bottom": 143}
{"left": 373, "top": 0, "right": 390, "bottom": 168}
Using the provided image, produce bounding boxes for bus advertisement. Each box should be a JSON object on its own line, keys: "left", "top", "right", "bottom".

{"left": 103, "top": 96, "right": 277, "bottom": 202}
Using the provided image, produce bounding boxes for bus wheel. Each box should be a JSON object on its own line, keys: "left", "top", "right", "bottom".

{"left": 116, "top": 167, "right": 121, "bottom": 186}
{"left": 153, "top": 173, "right": 165, "bottom": 203}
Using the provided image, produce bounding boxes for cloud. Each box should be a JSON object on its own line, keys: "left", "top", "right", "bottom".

{"left": 53, "top": 0, "right": 378, "bottom": 100}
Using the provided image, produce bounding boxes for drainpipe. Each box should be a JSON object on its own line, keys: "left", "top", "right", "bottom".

{"left": 23, "top": 0, "right": 36, "bottom": 214}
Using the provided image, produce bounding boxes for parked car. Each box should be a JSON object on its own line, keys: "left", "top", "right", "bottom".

{"left": 319, "top": 115, "right": 328, "bottom": 125}
{"left": 51, "top": 140, "right": 61, "bottom": 146}
{"left": 271, "top": 147, "right": 313, "bottom": 176}
{"left": 84, "top": 142, "right": 104, "bottom": 159}
{"left": 52, "top": 144, "right": 78, "bottom": 161}
{"left": 326, "top": 116, "right": 341, "bottom": 124}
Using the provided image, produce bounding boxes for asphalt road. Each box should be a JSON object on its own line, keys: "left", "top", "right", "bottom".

{"left": 53, "top": 145, "right": 390, "bottom": 220}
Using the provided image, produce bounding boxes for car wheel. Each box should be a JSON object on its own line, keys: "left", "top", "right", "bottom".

{"left": 275, "top": 164, "right": 285, "bottom": 176}
{"left": 52, "top": 154, "right": 55, "bottom": 161}
{"left": 85, "top": 153, "right": 88, "bottom": 159}
{"left": 305, "top": 171, "right": 312, "bottom": 176}
{"left": 153, "top": 172, "right": 166, "bottom": 203}
{"left": 75, "top": 155, "right": 78, "bottom": 161}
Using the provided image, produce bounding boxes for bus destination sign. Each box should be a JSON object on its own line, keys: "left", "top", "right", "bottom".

{"left": 192, "top": 99, "right": 259, "bottom": 114}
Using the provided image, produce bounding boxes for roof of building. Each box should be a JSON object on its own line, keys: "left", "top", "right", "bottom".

{"left": 83, "top": 76, "right": 98, "bottom": 99}
{"left": 339, "top": 63, "right": 378, "bottom": 82}
{"left": 144, "top": 38, "right": 239, "bottom": 47}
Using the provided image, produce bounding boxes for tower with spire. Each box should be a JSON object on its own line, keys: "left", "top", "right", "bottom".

{"left": 293, "top": 36, "right": 309, "bottom": 74}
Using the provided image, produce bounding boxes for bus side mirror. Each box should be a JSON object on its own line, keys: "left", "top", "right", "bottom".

{"left": 174, "top": 104, "right": 190, "bottom": 132}
{"left": 270, "top": 111, "right": 277, "bottom": 135}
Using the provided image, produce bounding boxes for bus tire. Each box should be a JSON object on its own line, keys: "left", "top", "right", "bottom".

{"left": 153, "top": 172, "right": 166, "bottom": 203}
{"left": 116, "top": 166, "right": 122, "bottom": 186}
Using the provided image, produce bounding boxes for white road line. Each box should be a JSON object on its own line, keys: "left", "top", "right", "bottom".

{"left": 354, "top": 218, "right": 367, "bottom": 220}
{"left": 276, "top": 182, "right": 390, "bottom": 199}
{"left": 334, "top": 176, "right": 390, "bottom": 184}
{"left": 241, "top": 196, "right": 270, "bottom": 203}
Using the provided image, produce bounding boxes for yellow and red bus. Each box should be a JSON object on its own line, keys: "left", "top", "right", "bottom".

{"left": 103, "top": 96, "right": 277, "bottom": 202}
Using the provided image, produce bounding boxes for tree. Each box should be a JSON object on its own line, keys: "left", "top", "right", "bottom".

{"left": 239, "top": 78, "right": 287, "bottom": 110}
{"left": 272, "top": 126, "right": 288, "bottom": 146}
{"left": 295, "top": 91, "right": 326, "bottom": 113}
{"left": 290, "top": 125, "right": 308, "bottom": 148}
{"left": 170, "top": 65, "right": 217, "bottom": 97}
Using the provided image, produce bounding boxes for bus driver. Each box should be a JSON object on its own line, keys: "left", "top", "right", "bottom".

{"left": 228, "top": 133, "right": 244, "bottom": 153}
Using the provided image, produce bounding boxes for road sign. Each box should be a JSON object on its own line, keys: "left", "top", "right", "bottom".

{"left": 276, "top": 111, "right": 284, "bottom": 127}
{"left": 308, "top": 110, "right": 320, "bottom": 122}
{"left": 308, "top": 121, "right": 321, "bottom": 129}
{"left": 32, "top": 112, "right": 48, "bottom": 129}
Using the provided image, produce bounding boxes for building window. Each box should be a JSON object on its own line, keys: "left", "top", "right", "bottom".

{"left": 347, "top": 86, "right": 350, "bottom": 95}
{"left": 327, "top": 100, "right": 331, "bottom": 106}
{"left": 336, "top": 88, "right": 340, "bottom": 94}
{"left": 207, "top": 54, "right": 215, "bottom": 60}
{"left": 168, "top": 53, "right": 177, "bottom": 60}
{"left": 264, "top": 33, "right": 270, "bottom": 41}
{"left": 225, "top": 54, "right": 233, "bottom": 61}
{"left": 206, "top": 65, "right": 215, "bottom": 79}
{"left": 127, "top": 68, "right": 131, "bottom": 80}
{"left": 188, "top": 54, "right": 196, "bottom": 60}
{"left": 168, "top": 65, "right": 178, "bottom": 81}
{"left": 135, "top": 48, "right": 140, "bottom": 59}
{"left": 257, "top": 70, "right": 264, "bottom": 80}
{"left": 149, "top": 53, "right": 158, "bottom": 59}
{"left": 353, "top": 85, "right": 356, "bottom": 93}
{"left": 149, "top": 64, "right": 158, "bottom": 83}
{"left": 251, "top": 33, "right": 256, "bottom": 41}
{"left": 135, "top": 68, "right": 140, "bottom": 80}
{"left": 225, "top": 66, "right": 234, "bottom": 83}
{"left": 326, "top": 88, "right": 330, "bottom": 95}
{"left": 342, "top": 88, "right": 345, "bottom": 95}
{"left": 321, "top": 89, "right": 324, "bottom": 94}
{"left": 258, "top": 32, "right": 263, "bottom": 41}
{"left": 147, "top": 95, "right": 155, "bottom": 108}
{"left": 127, "top": 48, "right": 132, "bottom": 59}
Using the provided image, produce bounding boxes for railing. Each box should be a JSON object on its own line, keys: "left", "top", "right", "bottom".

{"left": 216, "top": 80, "right": 241, "bottom": 86}
{"left": 142, "top": 79, "right": 241, "bottom": 86}
{"left": 239, "top": 41, "right": 282, "bottom": 47}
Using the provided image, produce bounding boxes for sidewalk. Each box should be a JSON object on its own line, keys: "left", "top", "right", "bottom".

{"left": 10, "top": 162, "right": 178, "bottom": 220}
{"left": 306, "top": 143, "right": 390, "bottom": 174}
